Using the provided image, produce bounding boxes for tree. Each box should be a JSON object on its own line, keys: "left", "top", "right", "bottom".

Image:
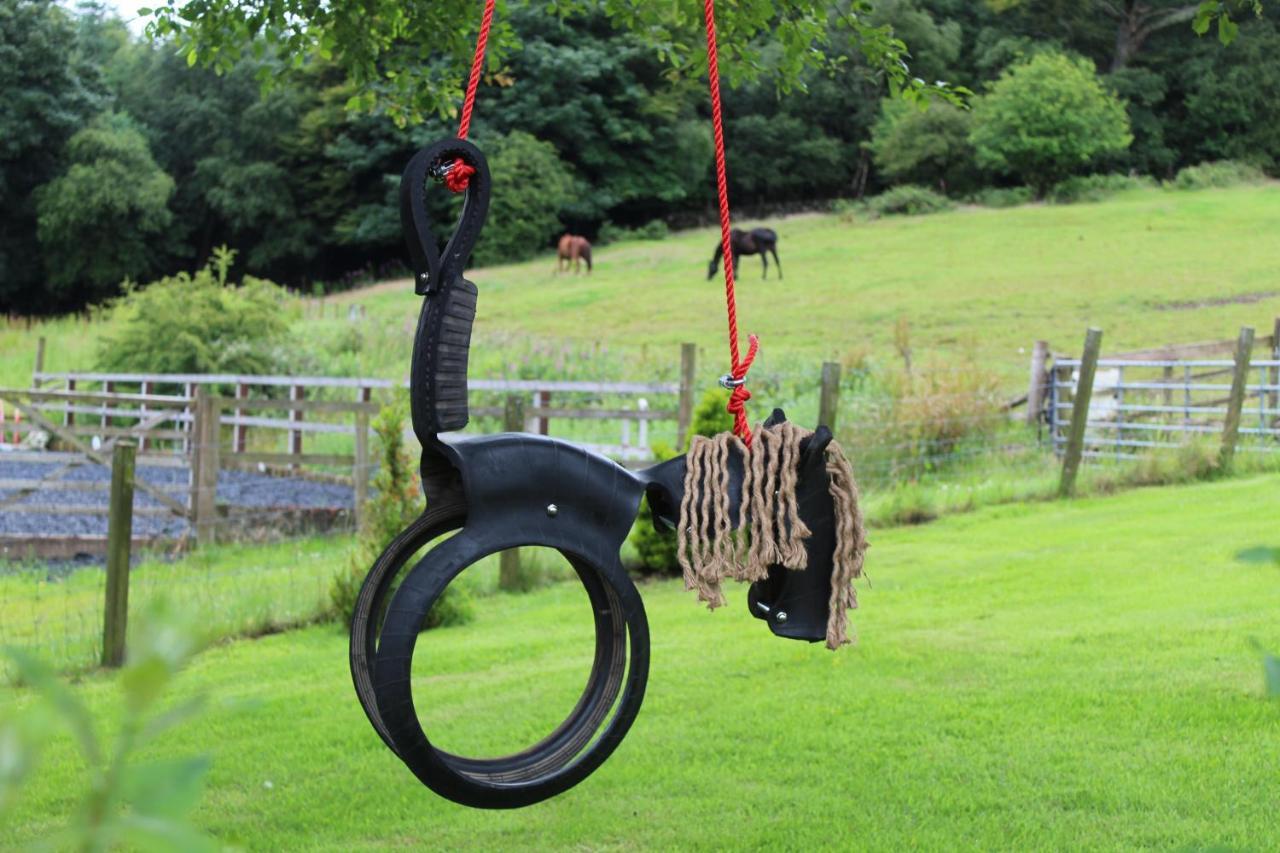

{"left": 969, "top": 51, "right": 1132, "bottom": 193}
{"left": 870, "top": 99, "right": 977, "bottom": 193}
{"left": 144, "top": 0, "right": 958, "bottom": 125}
{"left": 471, "top": 131, "right": 576, "bottom": 266}
{"left": 34, "top": 112, "right": 174, "bottom": 303}
{"left": 0, "top": 0, "right": 104, "bottom": 311}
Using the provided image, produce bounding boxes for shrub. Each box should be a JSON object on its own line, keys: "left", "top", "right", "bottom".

{"left": 627, "top": 390, "right": 734, "bottom": 576}
{"left": 968, "top": 186, "right": 1036, "bottom": 208}
{"left": 598, "top": 219, "right": 669, "bottom": 245}
{"left": 970, "top": 52, "right": 1132, "bottom": 195}
{"left": 866, "top": 185, "right": 955, "bottom": 217}
{"left": 1170, "top": 160, "right": 1266, "bottom": 191}
{"left": 95, "top": 247, "right": 294, "bottom": 375}
{"left": 870, "top": 99, "right": 977, "bottom": 195}
{"left": 472, "top": 130, "right": 576, "bottom": 266}
{"left": 1048, "top": 173, "right": 1154, "bottom": 204}
{"left": 329, "top": 400, "right": 474, "bottom": 629}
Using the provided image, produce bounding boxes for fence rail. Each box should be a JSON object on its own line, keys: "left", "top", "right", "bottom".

{"left": 1046, "top": 326, "right": 1280, "bottom": 490}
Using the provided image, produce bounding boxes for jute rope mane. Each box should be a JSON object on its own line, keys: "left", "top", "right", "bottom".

{"left": 677, "top": 422, "right": 868, "bottom": 649}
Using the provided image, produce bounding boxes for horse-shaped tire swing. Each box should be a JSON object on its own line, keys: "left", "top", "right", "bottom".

{"left": 347, "top": 137, "right": 868, "bottom": 809}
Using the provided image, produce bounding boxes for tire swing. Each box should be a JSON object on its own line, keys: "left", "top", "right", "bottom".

{"left": 348, "top": 0, "right": 869, "bottom": 810}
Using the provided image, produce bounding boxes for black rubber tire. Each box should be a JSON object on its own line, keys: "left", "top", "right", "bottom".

{"left": 350, "top": 510, "right": 649, "bottom": 809}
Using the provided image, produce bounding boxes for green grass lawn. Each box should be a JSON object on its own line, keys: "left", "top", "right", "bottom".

{"left": 4, "top": 184, "right": 1278, "bottom": 391}
{"left": 4, "top": 473, "right": 1279, "bottom": 850}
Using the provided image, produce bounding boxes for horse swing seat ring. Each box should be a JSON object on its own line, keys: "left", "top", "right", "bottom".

{"left": 348, "top": 136, "right": 867, "bottom": 810}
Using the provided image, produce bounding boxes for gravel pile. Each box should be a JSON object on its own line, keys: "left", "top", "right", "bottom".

{"left": 0, "top": 458, "right": 354, "bottom": 538}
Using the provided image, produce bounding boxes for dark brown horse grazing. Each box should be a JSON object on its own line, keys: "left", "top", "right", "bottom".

{"left": 707, "top": 227, "right": 782, "bottom": 280}
{"left": 557, "top": 234, "right": 593, "bottom": 274}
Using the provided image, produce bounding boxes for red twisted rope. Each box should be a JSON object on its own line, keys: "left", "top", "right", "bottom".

{"left": 703, "top": 0, "right": 758, "bottom": 447}
{"left": 445, "top": 0, "right": 495, "bottom": 193}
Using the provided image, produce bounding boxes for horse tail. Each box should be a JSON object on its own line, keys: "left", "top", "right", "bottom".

{"left": 582, "top": 243, "right": 592, "bottom": 272}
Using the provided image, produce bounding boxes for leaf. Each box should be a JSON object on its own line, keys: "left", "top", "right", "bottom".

{"left": 3, "top": 649, "right": 101, "bottom": 767}
{"left": 136, "top": 6, "right": 152, "bottom": 14}
{"left": 124, "top": 757, "right": 211, "bottom": 819}
{"left": 117, "top": 813, "right": 218, "bottom": 853}
{"left": 1218, "top": 15, "right": 1240, "bottom": 45}
{"left": 186, "top": 48, "right": 198, "bottom": 67}
{"left": 1235, "top": 546, "right": 1279, "bottom": 565}
{"left": 121, "top": 657, "right": 174, "bottom": 715}
{"left": 138, "top": 696, "right": 207, "bottom": 748}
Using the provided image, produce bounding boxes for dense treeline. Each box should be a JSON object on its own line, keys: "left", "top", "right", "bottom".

{"left": 1, "top": 0, "right": 1275, "bottom": 314}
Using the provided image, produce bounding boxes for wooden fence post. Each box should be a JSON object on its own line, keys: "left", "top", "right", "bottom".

{"left": 677, "top": 342, "right": 697, "bottom": 451}
{"left": 1059, "top": 328, "right": 1103, "bottom": 497}
{"left": 192, "top": 388, "right": 221, "bottom": 545}
{"left": 354, "top": 410, "right": 370, "bottom": 531}
{"left": 818, "top": 361, "right": 842, "bottom": 431}
{"left": 1026, "top": 340, "right": 1049, "bottom": 426}
{"left": 532, "top": 389, "right": 550, "bottom": 435}
{"left": 234, "top": 382, "right": 248, "bottom": 453}
{"left": 289, "top": 384, "right": 304, "bottom": 465}
{"left": 31, "top": 333, "right": 45, "bottom": 386}
{"left": 499, "top": 395, "right": 525, "bottom": 590}
{"left": 1219, "top": 326, "right": 1255, "bottom": 470}
{"left": 1269, "top": 316, "right": 1279, "bottom": 428}
{"left": 103, "top": 440, "right": 136, "bottom": 668}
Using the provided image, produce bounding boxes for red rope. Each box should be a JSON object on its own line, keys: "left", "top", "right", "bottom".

{"left": 446, "top": 0, "right": 495, "bottom": 192}
{"left": 703, "top": 0, "right": 758, "bottom": 447}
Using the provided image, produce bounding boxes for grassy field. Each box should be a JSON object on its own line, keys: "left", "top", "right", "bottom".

{"left": 3, "top": 184, "right": 1278, "bottom": 392}
{"left": 4, "top": 473, "right": 1279, "bottom": 850}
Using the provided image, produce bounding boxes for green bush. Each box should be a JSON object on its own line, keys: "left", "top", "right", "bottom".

{"left": 329, "top": 401, "right": 474, "bottom": 629}
{"left": 866, "top": 185, "right": 956, "bottom": 217}
{"left": 1048, "top": 173, "right": 1154, "bottom": 204}
{"left": 870, "top": 99, "right": 977, "bottom": 195}
{"left": 95, "top": 247, "right": 294, "bottom": 375}
{"left": 598, "top": 219, "right": 669, "bottom": 244}
{"left": 970, "top": 51, "right": 1132, "bottom": 195}
{"left": 627, "top": 390, "right": 735, "bottom": 576}
{"left": 1170, "top": 160, "right": 1266, "bottom": 191}
{"left": 472, "top": 130, "right": 576, "bottom": 267}
{"left": 968, "top": 186, "right": 1036, "bottom": 208}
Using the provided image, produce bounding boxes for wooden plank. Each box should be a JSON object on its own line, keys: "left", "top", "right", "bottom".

{"left": 1271, "top": 317, "right": 1280, "bottom": 428}
{"left": 193, "top": 389, "right": 221, "bottom": 544}
{"left": 677, "top": 342, "right": 697, "bottom": 452}
{"left": 229, "top": 452, "right": 355, "bottom": 466}
{"left": 62, "top": 426, "right": 188, "bottom": 441}
{"left": 0, "top": 479, "right": 187, "bottom": 493}
{"left": 1026, "top": 340, "right": 1049, "bottom": 426}
{"left": 818, "top": 361, "right": 841, "bottom": 430}
{"left": 209, "top": 396, "right": 380, "bottom": 414}
{"left": 8, "top": 387, "right": 189, "bottom": 407}
{"left": 1219, "top": 326, "right": 1255, "bottom": 471}
{"left": 354, "top": 410, "right": 370, "bottom": 531}
{"left": 32, "top": 337, "right": 46, "bottom": 389}
{"left": 2, "top": 504, "right": 176, "bottom": 516}
{"left": 103, "top": 440, "right": 136, "bottom": 668}
{"left": 1059, "top": 328, "right": 1103, "bottom": 497}
{"left": 289, "top": 384, "right": 304, "bottom": 461}
{"left": 234, "top": 382, "right": 248, "bottom": 453}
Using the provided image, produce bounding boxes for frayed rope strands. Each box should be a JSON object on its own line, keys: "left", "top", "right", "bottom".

{"left": 676, "top": 423, "right": 868, "bottom": 649}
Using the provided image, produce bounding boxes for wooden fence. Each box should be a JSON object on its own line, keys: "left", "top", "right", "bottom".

{"left": 1045, "top": 326, "right": 1280, "bottom": 494}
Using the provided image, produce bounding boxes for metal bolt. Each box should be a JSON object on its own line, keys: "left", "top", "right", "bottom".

{"left": 546, "top": 503, "right": 558, "bottom": 518}
{"left": 418, "top": 273, "right": 428, "bottom": 282}
{"left": 775, "top": 611, "right": 788, "bottom": 624}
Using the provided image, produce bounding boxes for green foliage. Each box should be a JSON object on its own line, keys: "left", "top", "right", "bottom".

{"left": 144, "top": 0, "right": 961, "bottom": 126}
{"left": 1048, "top": 173, "right": 1154, "bottom": 204}
{"left": 0, "top": 0, "right": 105, "bottom": 312}
{"left": 689, "top": 389, "right": 735, "bottom": 444}
{"left": 34, "top": 111, "right": 174, "bottom": 304}
{"left": 330, "top": 400, "right": 474, "bottom": 629}
{"left": 870, "top": 99, "right": 977, "bottom": 194}
{"left": 598, "top": 220, "right": 669, "bottom": 245}
{"left": 94, "top": 248, "right": 294, "bottom": 375}
{"left": 970, "top": 52, "right": 1133, "bottom": 194}
{"left": 866, "top": 185, "right": 957, "bottom": 217}
{"left": 1, "top": 602, "right": 215, "bottom": 850}
{"left": 1171, "top": 160, "right": 1267, "bottom": 189}
{"left": 472, "top": 131, "right": 575, "bottom": 267}
{"left": 968, "top": 186, "right": 1036, "bottom": 208}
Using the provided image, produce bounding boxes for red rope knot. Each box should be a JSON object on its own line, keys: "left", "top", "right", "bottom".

{"left": 721, "top": 334, "right": 759, "bottom": 447}
{"left": 444, "top": 158, "right": 475, "bottom": 193}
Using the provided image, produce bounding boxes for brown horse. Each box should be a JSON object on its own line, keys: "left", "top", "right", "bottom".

{"left": 707, "top": 227, "right": 781, "bottom": 280}
{"left": 557, "top": 234, "right": 593, "bottom": 274}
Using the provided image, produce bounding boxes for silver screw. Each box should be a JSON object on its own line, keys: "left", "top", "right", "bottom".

{"left": 775, "top": 611, "right": 788, "bottom": 624}
{"left": 546, "top": 503, "right": 558, "bottom": 518}
{"left": 418, "top": 273, "right": 428, "bottom": 282}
